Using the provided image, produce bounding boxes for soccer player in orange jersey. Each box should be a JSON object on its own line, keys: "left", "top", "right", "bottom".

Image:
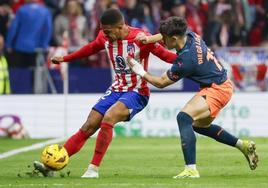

{"left": 128, "top": 16, "right": 258, "bottom": 178}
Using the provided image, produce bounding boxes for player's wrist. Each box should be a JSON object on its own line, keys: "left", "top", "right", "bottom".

{"left": 139, "top": 69, "right": 147, "bottom": 77}
{"left": 130, "top": 59, "right": 147, "bottom": 77}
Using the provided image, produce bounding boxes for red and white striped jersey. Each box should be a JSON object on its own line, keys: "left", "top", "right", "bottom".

{"left": 64, "top": 26, "right": 177, "bottom": 96}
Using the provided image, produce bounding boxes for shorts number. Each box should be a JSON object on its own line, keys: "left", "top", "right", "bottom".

{"left": 101, "top": 90, "right": 112, "bottom": 100}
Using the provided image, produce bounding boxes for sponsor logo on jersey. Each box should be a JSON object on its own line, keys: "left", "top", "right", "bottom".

{"left": 114, "top": 69, "right": 133, "bottom": 74}
{"left": 115, "top": 55, "right": 126, "bottom": 70}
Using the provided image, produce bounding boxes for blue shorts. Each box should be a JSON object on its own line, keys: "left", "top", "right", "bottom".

{"left": 93, "top": 90, "right": 149, "bottom": 121}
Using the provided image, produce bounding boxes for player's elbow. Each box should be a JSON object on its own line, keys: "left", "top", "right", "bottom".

{"left": 147, "top": 76, "right": 169, "bottom": 88}
{"left": 154, "top": 82, "right": 167, "bottom": 89}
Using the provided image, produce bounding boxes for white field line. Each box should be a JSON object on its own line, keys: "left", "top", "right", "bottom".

{"left": 0, "top": 137, "right": 66, "bottom": 159}
{"left": 0, "top": 183, "right": 154, "bottom": 187}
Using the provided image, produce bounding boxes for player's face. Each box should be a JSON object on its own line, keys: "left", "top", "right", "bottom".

{"left": 162, "top": 35, "right": 177, "bottom": 49}
{"left": 101, "top": 24, "right": 124, "bottom": 42}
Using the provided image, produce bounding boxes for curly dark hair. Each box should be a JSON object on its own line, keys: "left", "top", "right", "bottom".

{"left": 159, "top": 17, "right": 187, "bottom": 37}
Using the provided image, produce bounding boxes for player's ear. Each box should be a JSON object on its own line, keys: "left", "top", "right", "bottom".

{"left": 171, "top": 36, "right": 178, "bottom": 41}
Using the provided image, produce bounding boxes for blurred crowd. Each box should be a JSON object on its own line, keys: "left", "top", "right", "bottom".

{"left": 0, "top": 0, "right": 268, "bottom": 68}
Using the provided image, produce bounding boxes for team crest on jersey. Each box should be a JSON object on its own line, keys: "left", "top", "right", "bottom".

{"left": 115, "top": 55, "right": 126, "bottom": 70}
{"left": 127, "top": 43, "right": 135, "bottom": 57}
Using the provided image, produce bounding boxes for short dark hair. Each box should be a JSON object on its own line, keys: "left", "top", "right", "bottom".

{"left": 100, "top": 8, "right": 124, "bottom": 25}
{"left": 159, "top": 17, "right": 187, "bottom": 37}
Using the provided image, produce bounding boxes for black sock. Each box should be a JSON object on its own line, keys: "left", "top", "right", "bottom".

{"left": 177, "top": 112, "right": 196, "bottom": 165}
{"left": 193, "top": 124, "right": 238, "bottom": 147}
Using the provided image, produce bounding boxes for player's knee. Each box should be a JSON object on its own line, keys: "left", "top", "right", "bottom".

{"left": 177, "top": 112, "right": 196, "bottom": 143}
{"left": 102, "top": 112, "right": 116, "bottom": 124}
{"left": 176, "top": 111, "right": 192, "bottom": 126}
{"left": 103, "top": 109, "right": 128, "bottom": 124}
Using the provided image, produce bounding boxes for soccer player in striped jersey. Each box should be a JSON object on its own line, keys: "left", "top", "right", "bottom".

{"left": 128, "top": 16, "right": 258, "bottom": 178}
{"left": 34, "top": 8, "right": 177, "bottom": 178}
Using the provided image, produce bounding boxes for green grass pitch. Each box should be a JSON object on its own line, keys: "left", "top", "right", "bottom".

{"left": 0, "top": 137, "right": 267, "bottom": 188}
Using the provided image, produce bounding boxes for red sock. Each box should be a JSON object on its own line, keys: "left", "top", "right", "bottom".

{"left": 64, "top": 129, "right": 90, "bottom": 157}
{"left": 91, "top": 122, "right": 113, "bottom": 166}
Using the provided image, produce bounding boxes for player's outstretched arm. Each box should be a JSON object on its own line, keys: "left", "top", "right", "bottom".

{"left": 136, "top": 33, "right": 163, "bottom": 44}
{"left": 127, "top": 57, "right": 174, "bottom": 88}
{"left": 54, "top": 31, "right": 105, "bottom": 63}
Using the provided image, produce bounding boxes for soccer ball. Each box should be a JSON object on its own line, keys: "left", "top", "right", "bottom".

{"left": 41, "top": 144, "right": 69, "bottom": 170}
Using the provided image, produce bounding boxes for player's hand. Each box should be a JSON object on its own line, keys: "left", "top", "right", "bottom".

{"left": 135, "top": 32, "right": 149, "bottom": 44}
{"left": 51, "top": 56, "right": 64, "bottom": 64}
{"left": 126, "top": 56, "right": 147, "bottom": 77}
